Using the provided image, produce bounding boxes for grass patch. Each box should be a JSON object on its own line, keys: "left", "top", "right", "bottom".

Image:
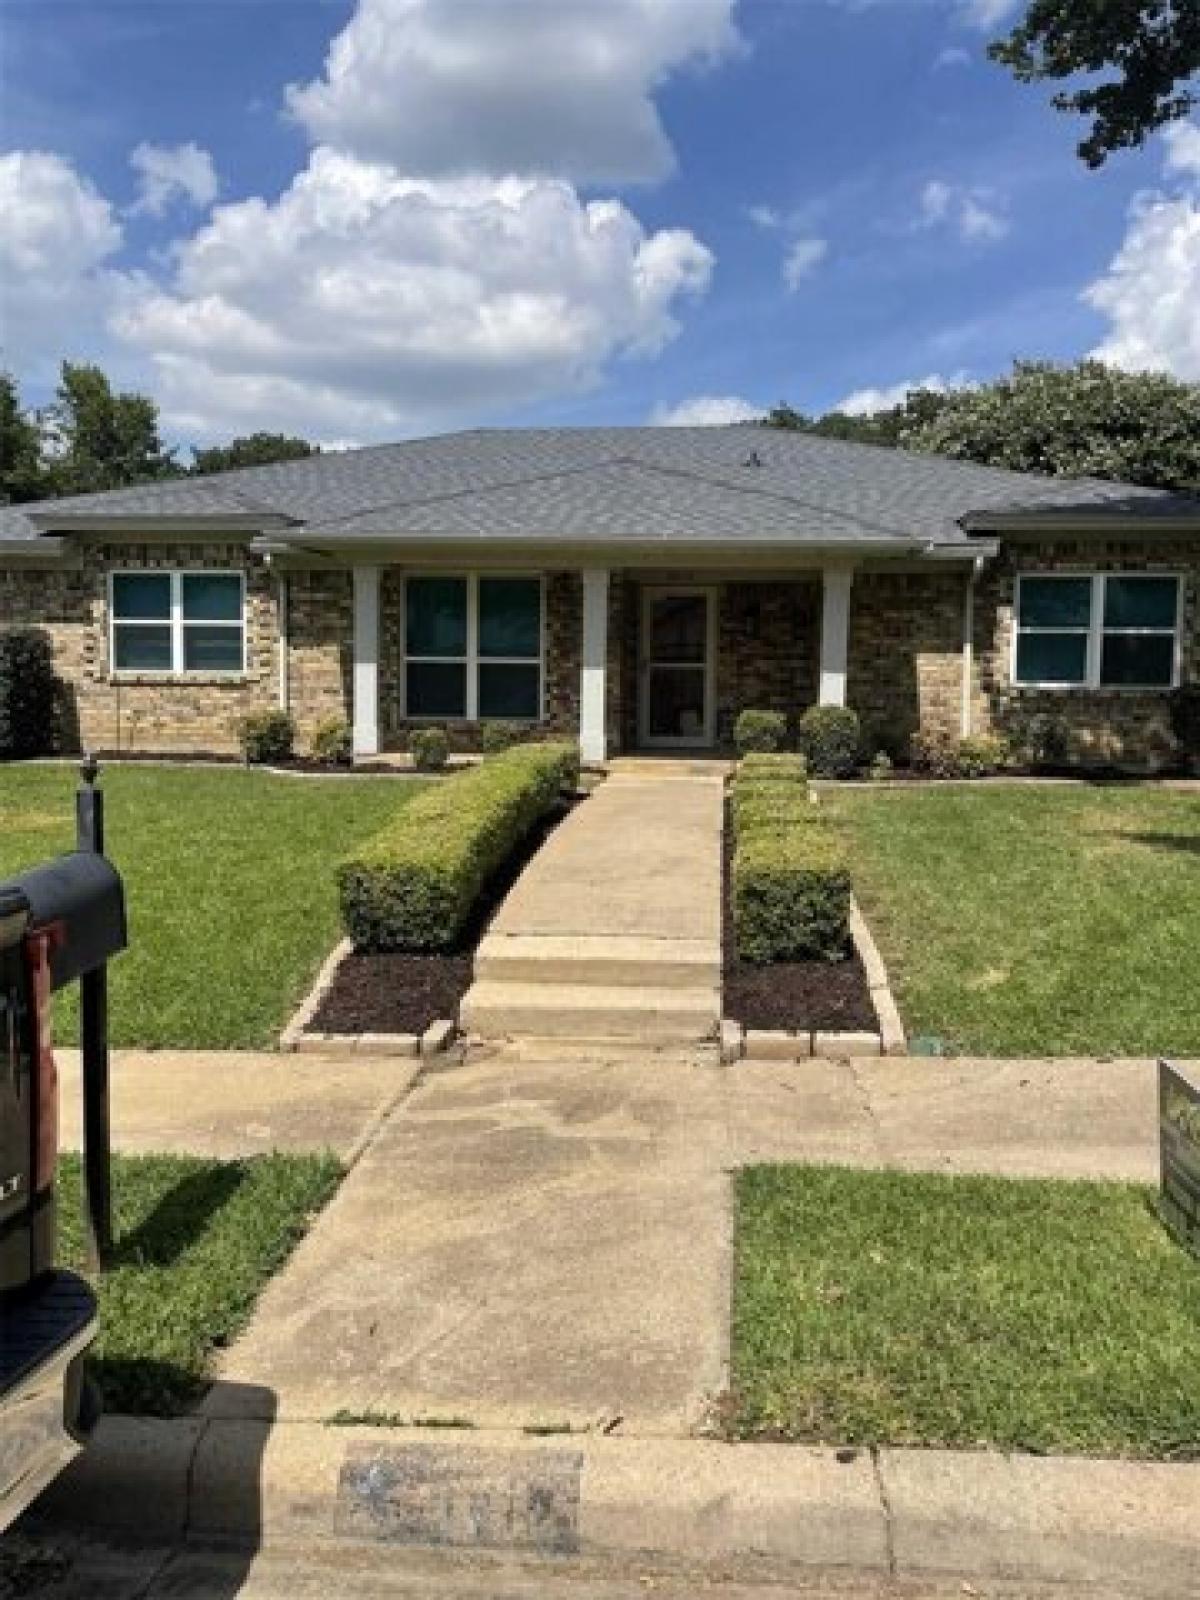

{"left": 0, "top": 765, "right": 427, "bottom": 1048}
{"left": 731, "top": 1165, "right": 1200, "bottom": 1459}
{"left": 57, "top": 1150, "right": 341, "bottom": 1415}
{"left": 827, "top": 784, "right": 1200, "bottom": 1056}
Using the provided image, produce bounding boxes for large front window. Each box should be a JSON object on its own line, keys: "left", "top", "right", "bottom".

{"left": 1013, "top": 573, "right": 1180, "bottom": 690}
{"left": 110, "top": 571, "right": 245, "bottom": 674}
{"left": 404, "top": 575, "right": 542, "bottom": 720}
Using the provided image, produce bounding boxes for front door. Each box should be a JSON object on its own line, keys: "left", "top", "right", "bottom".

{"left": 639, "top": 587, "right": 715, "bottom": 748}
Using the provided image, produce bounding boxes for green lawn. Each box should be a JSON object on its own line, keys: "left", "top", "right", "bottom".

{"left": 0, "top": 765, "right": 427, "bottom": 1048}
{"left": 731, "top": 1165, "right": 1200, "bottom": 1460}
{"left": 827, "top": 783, "right": 1200, "bottom": 1057}
{"left": 57, "top": 1150, "right": 341, "bottom": 1415}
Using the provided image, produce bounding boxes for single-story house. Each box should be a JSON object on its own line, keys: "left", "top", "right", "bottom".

{"left": 2, "top": 427, "right": 1198, "bottom": 768}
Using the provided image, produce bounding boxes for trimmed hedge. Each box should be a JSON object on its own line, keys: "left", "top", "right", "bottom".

{"left": 338, "top": 741, "right": 579, "bottom": 952}
{"left": 738, "top": 752, "right": 808, "bottom": 783}
{"left": 730, "top": 762, "right": 850, "bottom": 964}
{"left": 734, "top": 709, "right": 787, "bottom": 755}
{"left": 797, "top": 705, "right": 861, "bottom": 778}
{"left": 0, "top": 629, "right": 59, "bottom": 758}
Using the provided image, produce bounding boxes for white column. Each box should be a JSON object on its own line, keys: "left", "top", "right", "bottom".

{"left": 818, "top": 567, "right": 854, "bottom": 707}
{"left": 352, "top": 565, "right": 381, "bottom": 758}
{"left": 580, "top": 568, "right": 610, "bottom": 764}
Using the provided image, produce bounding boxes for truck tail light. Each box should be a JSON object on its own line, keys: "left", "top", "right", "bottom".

{"left": 28, "top": 927, "right": 59, "bottom": 1195}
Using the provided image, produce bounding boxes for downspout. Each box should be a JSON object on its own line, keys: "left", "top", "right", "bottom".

{"left": 274, "top": 564, "right": 290, "bottom": 715}
{"left": 961, "top": 557, "right": 983, "bottom": 738}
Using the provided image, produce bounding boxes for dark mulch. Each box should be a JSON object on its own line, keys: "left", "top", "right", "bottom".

{"left": 312, "top": 796, "right": 579, "bottom": 1036}
{"left": 722, "top": 804, "right": 876, "bottom": 1033}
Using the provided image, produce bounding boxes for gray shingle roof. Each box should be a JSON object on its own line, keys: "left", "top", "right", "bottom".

{"left": 2, "top": 426, "right": 1196, "bottom": 551}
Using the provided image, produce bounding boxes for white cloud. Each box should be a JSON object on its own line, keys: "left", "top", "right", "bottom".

{"left": 933, "top": 46, "right": 972, "bottom": 70}
{"left": 918, "top": 178, "right": 1008, "bottom": 243}
{"left": 285, "top": 0, "right": 741, "bottom": 185}
{"left": 110, "top": 148, "right": 714, "bottom": 440}
{"left": 0, "top": 151, "right": 123, "bottom": 376}
{"left": 782, "top": 236, "right": 828, "bottom": 290}
{"left": 129, "top": 141, "right": 218, "bottom": 217}
{"left": 1086, "top": 122, "right": 1200, "bottom": 382}
{"left": 746, "top": 204, "right": 781, "bottom": 230}
{"left": 962, "top": 0, "right": 1020, "bottom": 27}
{"left": 652, "top": 393, "right": 760, "bottom": 426}
{"left": 835, "top": 371, "right": 966, "bottom": 416}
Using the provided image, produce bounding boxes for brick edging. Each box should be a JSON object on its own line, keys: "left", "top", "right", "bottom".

{"left": 280, "top": 939, "right": 458, "bottom": 1060}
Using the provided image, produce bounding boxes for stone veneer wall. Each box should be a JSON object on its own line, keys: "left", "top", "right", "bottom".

{"left": 847, "top": 570, "right": 967, "bottom": 757}
{"left": 974, "top": 538, "right": 1200, "bottom": 771}
{"left": 286, "top": 569, "right": 353, "bottom": 747}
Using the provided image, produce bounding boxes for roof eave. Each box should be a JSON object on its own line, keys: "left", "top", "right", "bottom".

{"left": 0, "top": 536, "right": 75, "bottom": 563}
{"left": 24, "top": 512, "right": 297, "bottom": 536}
{"left": 250, "top": 532, "right": 937, "bottom": 565}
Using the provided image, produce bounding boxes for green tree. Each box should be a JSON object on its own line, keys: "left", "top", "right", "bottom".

{"left": 990, "top": 1, "right": 1200, "bottom": 167}
{"left": 45, "top": 362, "right": 178, "bottom": 497}
{"left": 903, "top": 361, "right": 1200, "bottom": 492}
{"left": 192, "top": 431, "right": 317, "bottom": 475}
{"left": 0, "top": 371, "right": 46, "bottom": 504}
{"left": 763, "top": 387, "right": 951, "bottom": 448}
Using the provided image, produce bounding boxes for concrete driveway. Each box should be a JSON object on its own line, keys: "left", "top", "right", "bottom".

{"left": 207, "top": 1045, "right": 1161, "bottom": 1435}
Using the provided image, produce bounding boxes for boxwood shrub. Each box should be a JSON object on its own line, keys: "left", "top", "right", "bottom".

{"left": 733, "top": 709, "right": 788, "bottom": 756}
{"left": 796, "top": 705, "right": 861, "bottom": 778}
{"left": 338, "top": 741, "right": 578, "bottom": 952}
{"left": 238, "top": 710, "right": 295, "bottom": 764}
{"left": 0, "top": 629, "right": 60, "bottom": 758}
{"left": 730, "top": 760, "right": 850, "bottom": 963}
{"left": 737, "top": 752, "right": 808, "bottom": 783}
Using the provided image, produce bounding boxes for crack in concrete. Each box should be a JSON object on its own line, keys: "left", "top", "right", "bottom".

{"left": 869, "top": 1447, "right": 897, "bottom": 1578}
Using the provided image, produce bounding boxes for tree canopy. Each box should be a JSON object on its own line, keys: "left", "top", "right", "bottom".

{"left": 192, "top": 432, "right": 318, "bottom": 475}
{"left": 0, "top": 373, "right": 46, "bottom": 505}
{"left": 44, "top": 362, "right": 179, "bottom": 497}
{"left": 990, "top": 1, "right": 1200, "bottom": 167}
{"left": 763, "top": 362, "right": 1200, "bottom": 493}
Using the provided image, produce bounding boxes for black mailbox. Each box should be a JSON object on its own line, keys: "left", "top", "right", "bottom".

{"left": 8, "top": 853, "right": 128, "bottom": 992}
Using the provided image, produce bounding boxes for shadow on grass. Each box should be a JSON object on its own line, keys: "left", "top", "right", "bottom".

{"left": 1122, "top": 831, "right": 1200, "bottom": 858}
{"left": 110, "top": 1162, "right": 248, "bottom": 1270}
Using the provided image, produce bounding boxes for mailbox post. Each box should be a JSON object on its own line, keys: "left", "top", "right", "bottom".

{"left": 76, "top": 755, "right": 111, "bottom": 1269}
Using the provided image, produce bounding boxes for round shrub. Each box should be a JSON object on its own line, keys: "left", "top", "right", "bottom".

{"left": 409, "top": 726, "right": 450, "bottom": 772}
{"left": 956, "top": 735, "right": 1011, "bottom": 778}
{"left": 312, "top": 717, "right": 352, "bottom": 766}
{"left": 481, "top": 721, "right": 527, "bottom": 757}
{"left": 909, "top": 728, "right": 959, "bottom": 778}
{"left": 238, "top": 709, "right": 294, "bottom": 764}
{"left": 734, "top": 709, "right": 788, "bottom": 756}
{"left": 796, "top": 705, "right": 861, "bottom": 778}
{"left": 0, "top": 629, "right": 60, "bottom": 758}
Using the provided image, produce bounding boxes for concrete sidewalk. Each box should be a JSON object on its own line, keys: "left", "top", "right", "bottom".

{"left": 206, "top": 1047, "right": 1164, "bottom": 1436}
{"left": 56, "top": 1048, "right": 421, "bottom": 1162}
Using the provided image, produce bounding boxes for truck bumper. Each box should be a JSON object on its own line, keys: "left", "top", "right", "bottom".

{"left": 1, "top": 1271, "right": 100, "bottom": 1532}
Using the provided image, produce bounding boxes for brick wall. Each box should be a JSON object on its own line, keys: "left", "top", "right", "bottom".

{"left": 715, "top": 580, "right": 821, "bottom": 750}
{"left": 847, "top": 570, "right": 966, "bottom": 757}
{"left": 975, "top": 539, "right": 1200, "bottom": 772}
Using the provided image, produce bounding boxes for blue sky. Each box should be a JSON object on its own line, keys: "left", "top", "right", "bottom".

{"left": 1, "top": 0, "right": 1197, "bottom": 451}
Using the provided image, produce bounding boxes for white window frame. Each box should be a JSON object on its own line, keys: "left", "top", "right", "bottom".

{"left": 108, "top": 570, "right": 247, "bottom": 677}
{"left": 1012, "top": 572, "right": 1184, "bottom": 692}
{"left": 401, "top": 573, "right": 546, "bottom": 721}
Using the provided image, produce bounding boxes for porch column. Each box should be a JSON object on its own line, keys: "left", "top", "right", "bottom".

{"left": 352, "top": 565, "right": 381, "bottom": 758}
{"left": 580, "top": 568, "right": 610, "bottom": 764}
{"left": 818, "top": 567, "right": 854, "bottom": 706}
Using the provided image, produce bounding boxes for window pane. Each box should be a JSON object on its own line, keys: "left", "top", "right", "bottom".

{"left": 1100, "top": 634, "right": 1175, "bottom": 687}
{"left": 406, "top": 578, "right": 466, "bottom": 657}
{"left": 1103, "top": 576, "right": 1178, "bottom": 630}
{"left": 112, "top": 573, "right": 170, "bottom": 620}
{"left": 478, "top": 578, "right": 540, "bottom": 659}
{"left": 113, "top": 624, "right": 172, "bottom": 671}
{"left": 1017, "top": 577, "right": 1091, "bottom": 630}
{"left": 407, "top": 661, "right": 467, "bottom": 717}
{"left": 183, "top": 573, "right": 242, "bottom": 621}
{"left": 478, "top": 662, "right": 539, "bottom": 719}
{"left": 184, "top": 625, "right": 243, "bottom": 672}
{"left": 1015, "top": 632, "right": 1088, "bottom": 685}
{"left": 649, "top": 595, "right": 707, "bottom": 664}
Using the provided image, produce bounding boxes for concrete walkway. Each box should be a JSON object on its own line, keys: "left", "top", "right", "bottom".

{"left": 462, "top": 771, "right": 724, "bottom": 1041}
{"left": 208, "top": 1047, "right": 1164, "bottom": 1434}
{"left": 56, "top": 1048, "right": 420, "bottom": 1162}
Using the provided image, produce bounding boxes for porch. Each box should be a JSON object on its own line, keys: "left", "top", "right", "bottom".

{"left": 344, "top": 562, "right": 942, "bottom": 762}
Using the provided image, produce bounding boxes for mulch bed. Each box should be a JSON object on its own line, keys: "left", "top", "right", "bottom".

{"left": 311, "top": 796, "right": 579, "bottom": 1036}
{"left": 722, "top": 805, "right": 876, "bottom": 1033}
